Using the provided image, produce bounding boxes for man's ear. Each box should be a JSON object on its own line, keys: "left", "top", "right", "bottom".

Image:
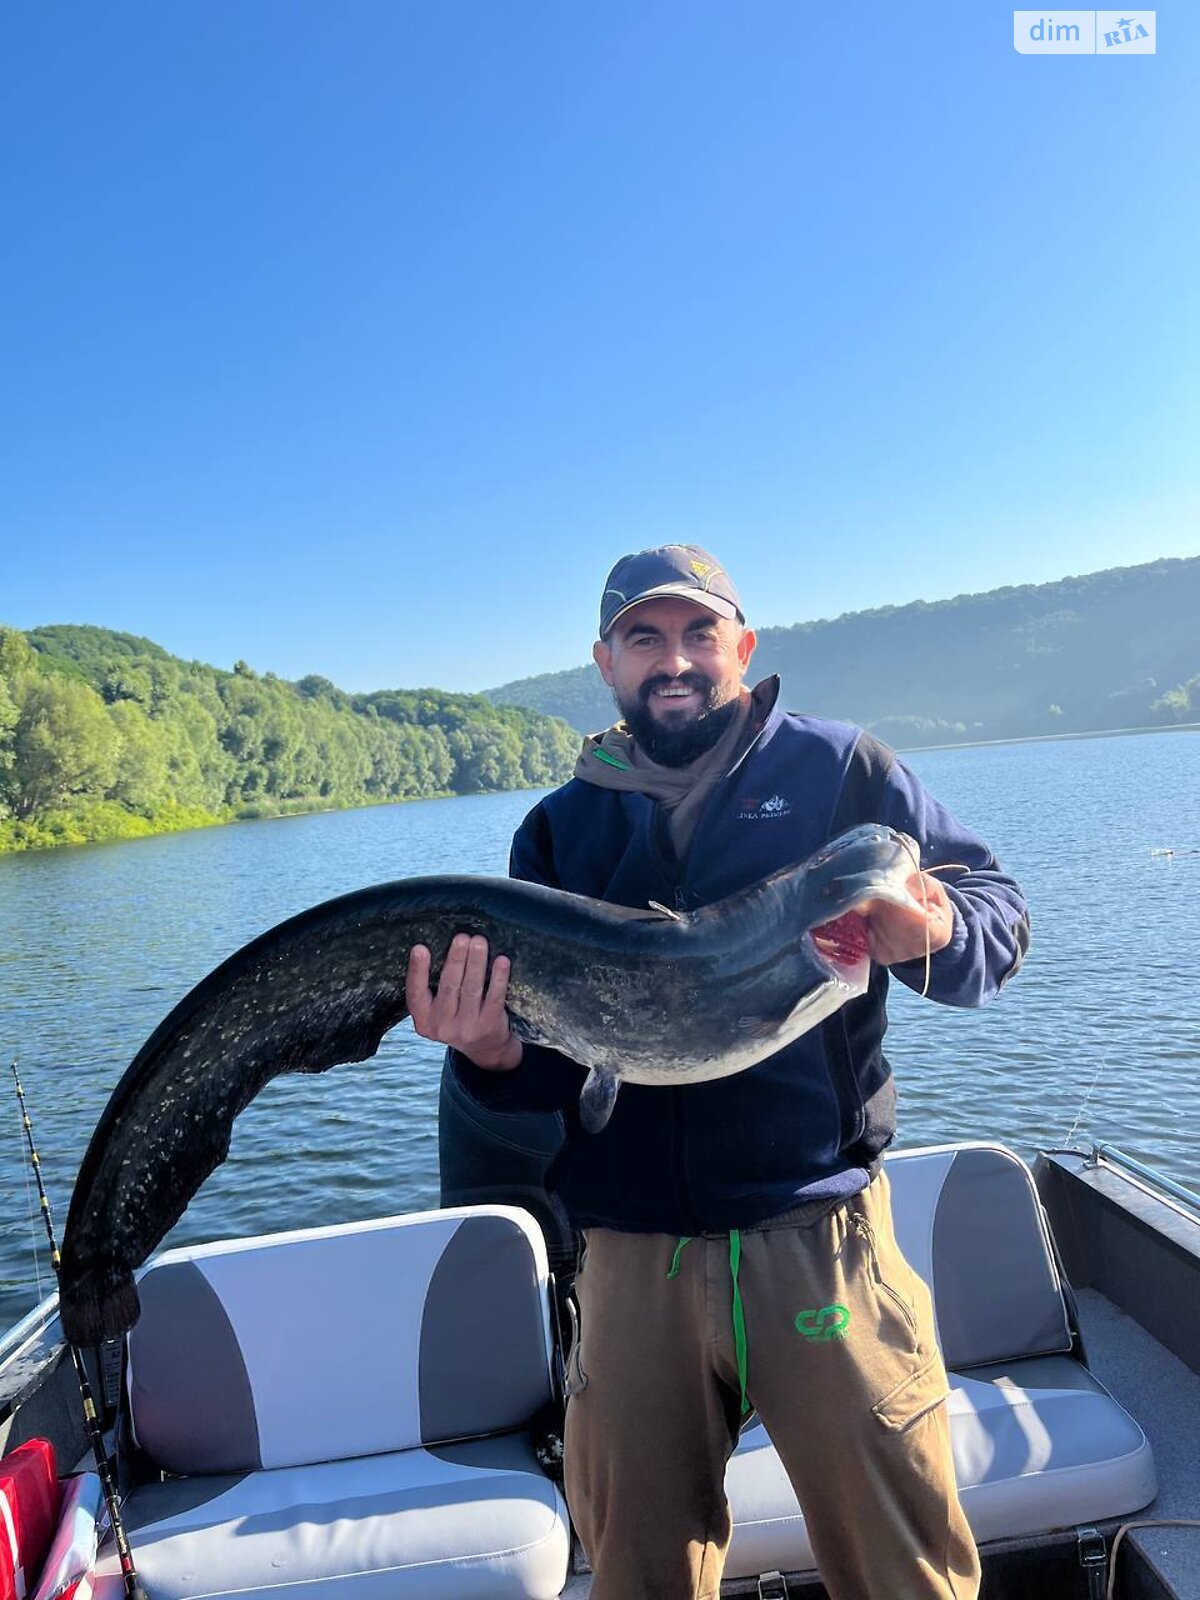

{"left": 736, "top": 627, "right": 757, "bottom": 671}
{"left": 593, "top": 638, "right": 615, "bottom": 686}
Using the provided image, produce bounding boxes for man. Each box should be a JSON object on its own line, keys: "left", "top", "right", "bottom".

{"left": 407, "top": 545, "right": 1030, "bottom": 1600}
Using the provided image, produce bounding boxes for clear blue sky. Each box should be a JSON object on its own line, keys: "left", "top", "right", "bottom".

{"left": 2, "top": 3, "right": 1195, "bottom": 693}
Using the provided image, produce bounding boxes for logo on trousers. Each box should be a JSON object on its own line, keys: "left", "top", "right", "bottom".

{"left": 795, "top": 1304, "right": 851, "bottom": 1341}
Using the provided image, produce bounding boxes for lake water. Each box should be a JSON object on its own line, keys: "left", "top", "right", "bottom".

{"left": 2, "top": 729, "right": 1197, "bottom": 1330}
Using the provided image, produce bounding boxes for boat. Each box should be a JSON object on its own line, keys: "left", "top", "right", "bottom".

{"left": 3, "top": 1070, "right": 1198, "bottom": 1599}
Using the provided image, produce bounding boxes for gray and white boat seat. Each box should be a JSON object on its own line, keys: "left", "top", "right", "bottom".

{"left": 92, "top": 1142, "right": 1155, "bottom": 1598}
{"left": 95, "top": 1207, "right": 571, "bottom": 1599}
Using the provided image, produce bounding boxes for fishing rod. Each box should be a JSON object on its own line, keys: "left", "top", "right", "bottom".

{"left": 11, "top": 1058, "right": 148, "bottom": 1600}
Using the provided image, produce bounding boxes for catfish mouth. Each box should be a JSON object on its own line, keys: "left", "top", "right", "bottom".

{"left": 809, "top": 910, "right": 871, "bottom": 983}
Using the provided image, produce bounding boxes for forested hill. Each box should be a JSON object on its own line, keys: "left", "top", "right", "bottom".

{"left": 0, "top": 624, "right": 578, "bottom": 852}
{"left": 486, "top": 556, "right": 1200, "bottom": 743}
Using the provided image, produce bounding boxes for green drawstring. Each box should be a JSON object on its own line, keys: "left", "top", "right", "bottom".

{"left": 666, "top": 1236, "right": 693, "bottom": 1278}
{"left": 666, "top": 1232, "right": 751, "bottom": 1417}
{"left": 729, "top": 1230, "right": 751, "bottom": 1417}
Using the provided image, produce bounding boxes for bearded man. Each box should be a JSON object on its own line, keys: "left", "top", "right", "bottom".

{"left": 407, "top": 544, "right": 1030, "bottom": 1600}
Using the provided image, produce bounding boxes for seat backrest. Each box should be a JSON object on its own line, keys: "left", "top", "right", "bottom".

{"left": 886, "top": 1143, "right": 1073, "bottom": 1370}
{"left": 127, "top": 1205, "right": 555, "bottom": 1476}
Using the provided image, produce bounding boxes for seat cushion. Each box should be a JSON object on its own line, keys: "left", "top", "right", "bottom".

{"left": 93, "top": 1434, "right": 570, "bottom": 1600}
{"left": 724, "top": 1355, "right": 1156, "bottom": 1580}
{"left": 886, "top": 1143, "right": 1074, "bottom": 1368}
{"left": 128, "top": 1207, "right": 555, "bottom": 1474}
{"left": 947, "top": 1356, "right": 1157, "bottom": 1543}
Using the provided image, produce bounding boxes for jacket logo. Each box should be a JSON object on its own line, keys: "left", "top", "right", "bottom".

{"left": 736, "top": 794, "right": 792, "bottom": 821}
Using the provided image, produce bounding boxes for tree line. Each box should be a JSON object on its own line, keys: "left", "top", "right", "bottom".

{"left": 0, "top": 624, "right": 579, "bottom": 852}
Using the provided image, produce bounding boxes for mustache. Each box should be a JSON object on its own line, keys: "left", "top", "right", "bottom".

{"left": 638, "top": 672, "right": 715, "bottom": 706}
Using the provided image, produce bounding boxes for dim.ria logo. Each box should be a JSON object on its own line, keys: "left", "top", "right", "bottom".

{"left": 1012, "top": 11, "right": 1156, "bottom": 53}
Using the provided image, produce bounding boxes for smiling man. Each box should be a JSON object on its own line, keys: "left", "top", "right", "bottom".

{"left": 408, "top": 544, "right": 1030, "bottom": 1600}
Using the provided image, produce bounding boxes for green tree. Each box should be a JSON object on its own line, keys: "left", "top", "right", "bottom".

{"left": 108, "top": 700, "right": 172, "bottom": 812}
{"left": 8, "top": 675, "right": 120, "bottom": 819}
{"left": 449, "top": 724, "right": 525, "bottom": 793}
{"left": 0, "top": 626, "right": 38, "bottom": 682}
{"left": 0, "top": 676, "right": 18, "bottom": 796}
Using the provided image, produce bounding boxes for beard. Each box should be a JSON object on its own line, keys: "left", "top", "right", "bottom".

{"left": 616, "top": 673, "right": 742, "bottom": 767}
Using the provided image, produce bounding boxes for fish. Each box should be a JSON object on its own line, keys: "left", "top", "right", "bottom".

{"left": 57, "top": 821, "right": 925, "bottom": 1345}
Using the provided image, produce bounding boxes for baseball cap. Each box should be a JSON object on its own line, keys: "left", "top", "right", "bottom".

{"left": 599, "top": 544, "right": 744, "bottom": 637}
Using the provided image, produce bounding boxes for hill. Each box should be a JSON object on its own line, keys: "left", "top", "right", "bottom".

{"left": 0, "top": 625, "right": 578, "bottom": 852}
{"left": 485, "top": 556, "right": 1200, "bottom": 742}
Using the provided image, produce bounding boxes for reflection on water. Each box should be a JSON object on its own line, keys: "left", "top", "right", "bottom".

{"left": 2, "top": 732, "right": 1197, "bottom": 1327}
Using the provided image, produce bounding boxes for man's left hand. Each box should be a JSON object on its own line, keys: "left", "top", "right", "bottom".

{"left": 857, "top": 872, "right": 956, "bottom": 966}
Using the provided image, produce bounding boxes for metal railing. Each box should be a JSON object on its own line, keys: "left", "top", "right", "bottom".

{"left": 1094, "top": 1143, "right": 1200, "bottom": 1217}
{"left": 0, "top": 1290, "right": 60, "bottom": 1367}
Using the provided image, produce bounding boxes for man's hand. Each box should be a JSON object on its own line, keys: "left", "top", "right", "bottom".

{"left": 406, "top": 934, "right": 523, "bottom": 1071}
{"left": 857, "top": 872, "right": 956, "bottom": 967}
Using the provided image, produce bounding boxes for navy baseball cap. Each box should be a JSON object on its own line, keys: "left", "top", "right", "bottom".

{"left": 599, "top": 544, "right": 744, "bottom": 637}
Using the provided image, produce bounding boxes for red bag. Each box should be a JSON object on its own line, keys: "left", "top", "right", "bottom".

{"left": 0, "top": 1439, "right": 62, "bottom": 1600}
{"left": 28, "top": 1475, "right": 106, "bottom": 1600}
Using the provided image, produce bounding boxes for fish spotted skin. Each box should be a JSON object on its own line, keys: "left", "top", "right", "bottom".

{"left": 57, "top": 822, "right": 921, "bottom": 1345}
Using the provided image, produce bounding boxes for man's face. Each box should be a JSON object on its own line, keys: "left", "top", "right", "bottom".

{"left": 592, "top": 597, "right": 757, "bottom": 765}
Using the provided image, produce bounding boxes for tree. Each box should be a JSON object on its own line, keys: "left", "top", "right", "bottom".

{"left": 0, "top": 676, "right": 18, "bottom": 802}
{"left": 100, "top": 665, "right": 153, "bottom": 706}
{"left": 449, "top": 724, "right": 525, "bottom": 793}
{"left": 108, "top": 700, "right": 171, "bottom": 812}
{"left": 0, "top": 626, "right": 38, "bottom": 682}
{"left": 8, "top": 675, "right": 120, "bottom": 819}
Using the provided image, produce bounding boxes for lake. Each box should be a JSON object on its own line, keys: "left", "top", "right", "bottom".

{"left": 2, "top": 728, "right": 1197, "bottom": 1330}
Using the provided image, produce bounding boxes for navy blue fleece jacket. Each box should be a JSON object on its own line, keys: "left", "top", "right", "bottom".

{"left": 452, "top": 706, "right": 1029, "bottom": 1234}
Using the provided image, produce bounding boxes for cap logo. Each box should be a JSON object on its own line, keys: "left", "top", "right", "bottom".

{"left": 688, "top": 558, "right": 729, "bottom": 594}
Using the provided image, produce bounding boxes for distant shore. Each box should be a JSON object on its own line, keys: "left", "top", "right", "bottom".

{"left": 898, "top": 721, "right": 1200, "bottom": 755}
{"left": 3, "top": 721, "right": 1197, "bottom": 856}
{"left": 0, "top": 787, "right": 518, "bottom": 856}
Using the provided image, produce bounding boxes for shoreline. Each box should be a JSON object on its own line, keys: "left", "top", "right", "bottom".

{"left": 0, "top": 785, "right": 549, "bottom": 858}
{"left": 2, "top": 722, "right": 1196, "bottom": 855}
{"left": 897, "top": 721, "right": 1200, "bottom": 755}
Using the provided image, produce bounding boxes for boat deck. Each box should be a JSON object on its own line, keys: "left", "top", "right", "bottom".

{"left": 1078, "top": 1288, "right": 1200, "bottom": 1599}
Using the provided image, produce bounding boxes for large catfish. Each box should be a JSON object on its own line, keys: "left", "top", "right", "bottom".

{"left": 58, "top": 822, "right": 925, "bottom": 1344}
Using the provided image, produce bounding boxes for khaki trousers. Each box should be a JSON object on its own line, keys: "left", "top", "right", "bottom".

{"left": 563, "top": 1173, "right": 980, "bottom": 1600}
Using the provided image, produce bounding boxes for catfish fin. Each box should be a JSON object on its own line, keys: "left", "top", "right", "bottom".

{"left": 579, "top": 1067, "right": 621, "bottom": 1133}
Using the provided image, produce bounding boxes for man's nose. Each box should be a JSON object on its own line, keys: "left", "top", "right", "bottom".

{"left": 659, "top": 643, "right": 693, "bottom": 678}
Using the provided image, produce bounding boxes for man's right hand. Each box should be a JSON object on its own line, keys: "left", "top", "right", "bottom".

{"left": 406, "top": 934, "right": 523, "bottom": 1071}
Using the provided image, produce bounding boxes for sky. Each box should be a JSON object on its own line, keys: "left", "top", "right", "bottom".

{"left": 2, "top": 3, "right": 1196, "bottom": 693}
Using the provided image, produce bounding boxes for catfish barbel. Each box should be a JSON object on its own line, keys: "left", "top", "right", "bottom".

{"left": 58, "top": 822, "right": 925, "bottom": 1345}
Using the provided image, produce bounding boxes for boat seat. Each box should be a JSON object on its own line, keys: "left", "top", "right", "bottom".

{"left": 94, "top": 1207, "right": 569, "bottom": 1600}
{"left": 724, "top": 1142, "right": 1157, "bottom": 1581}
